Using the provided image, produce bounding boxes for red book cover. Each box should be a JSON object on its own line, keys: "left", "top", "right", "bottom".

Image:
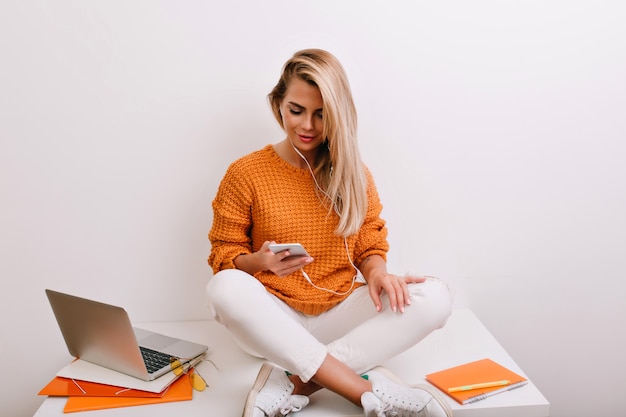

{"left": 39, "top": 377, "right": 166, "bottom": 398}
{"left": 61, "top": 372, "right": 193, "bottom": 412}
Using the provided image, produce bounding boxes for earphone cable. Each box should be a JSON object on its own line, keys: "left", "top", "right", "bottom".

{"left": 288, "top": 140, "right": 365, "bottom": 293}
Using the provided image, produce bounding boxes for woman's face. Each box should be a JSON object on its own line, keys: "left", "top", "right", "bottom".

{"left": 280, "top": 77, "right": 325, "bottom": 157}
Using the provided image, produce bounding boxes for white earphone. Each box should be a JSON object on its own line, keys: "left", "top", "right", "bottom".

{"left": 288, "top": 140, "right": 366, "bottom": 295}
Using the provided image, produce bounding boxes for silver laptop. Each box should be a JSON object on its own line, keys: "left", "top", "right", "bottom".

{"left": 46, "top": 289, "right": 208, "bottom": 381}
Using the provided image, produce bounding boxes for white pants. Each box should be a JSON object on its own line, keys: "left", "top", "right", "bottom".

{"left": 206, "top": 269, "right": 452, "bottom": 382}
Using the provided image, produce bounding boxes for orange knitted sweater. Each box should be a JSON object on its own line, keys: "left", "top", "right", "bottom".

{"left": 208, "top": 145, "right": 389, "bottom": 315}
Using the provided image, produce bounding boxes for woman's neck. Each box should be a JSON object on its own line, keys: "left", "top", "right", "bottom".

{"left": 274, "top": 139, "right": 317, "bottom": 169}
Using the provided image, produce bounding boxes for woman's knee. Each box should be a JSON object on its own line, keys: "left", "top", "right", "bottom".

{"left": 409, "top": 277, "right": 453, "bottom": 329}
{"left": 206, "top": 269, "right": 259, "bottom": 316}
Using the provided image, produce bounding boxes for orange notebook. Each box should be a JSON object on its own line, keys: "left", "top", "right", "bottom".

{"left": 425, "top": 358, "right": 528, "bottom": 405}
{"left": 61, "top": 372, "right": 193, "bottom": 413}
{"left": 39, "top": 377, "right": 166, "bottom": 398}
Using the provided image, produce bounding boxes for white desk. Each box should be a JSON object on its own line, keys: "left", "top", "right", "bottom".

{"left": 34, "top": 309, "right": 549, "bottom": 417}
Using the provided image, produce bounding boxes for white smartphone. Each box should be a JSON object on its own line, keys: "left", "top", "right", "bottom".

{"left": 268, "top": 243, "right": 310, "bottom": 257}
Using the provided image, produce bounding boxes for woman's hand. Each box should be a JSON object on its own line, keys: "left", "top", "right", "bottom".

{"left": 255, "top": 241, "right": 314, "bottom": 277}
{"left": 360, "top": 255, "right": 426, "bottom": 313}
{"left": 367, "top": 272, "right": 426, "bottom": 313}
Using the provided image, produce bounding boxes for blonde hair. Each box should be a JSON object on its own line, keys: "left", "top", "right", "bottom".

{"left": 268, "top": 49, "right": 367, "bottom": 238}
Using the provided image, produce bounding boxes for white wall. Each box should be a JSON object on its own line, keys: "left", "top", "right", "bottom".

{"left": 1, "top": 1, "right": 625, "bottom": 416}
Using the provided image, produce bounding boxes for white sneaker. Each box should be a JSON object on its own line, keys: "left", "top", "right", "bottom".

{"left": 361, "top": 367, "right": 452, "bottom": 417}
{"left": 242, "top": 362, "right": 310, "bottom": 417}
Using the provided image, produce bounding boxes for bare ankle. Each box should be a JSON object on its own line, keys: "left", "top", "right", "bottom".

{"left": 289, "top": 375, "right": 322, "bottom": 397}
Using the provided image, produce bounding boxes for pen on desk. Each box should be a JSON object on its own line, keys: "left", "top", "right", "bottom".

{"left": 448, "top": 380, "right": 511, "bottom": 393}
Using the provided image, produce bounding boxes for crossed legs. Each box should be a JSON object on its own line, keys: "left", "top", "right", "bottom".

{"left": 206, "top": 269, "right": 452, "bottom": 406}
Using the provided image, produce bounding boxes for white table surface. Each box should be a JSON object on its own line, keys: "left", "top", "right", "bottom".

{"left": 34, "top": 308, "right": 549, "bottom": 417}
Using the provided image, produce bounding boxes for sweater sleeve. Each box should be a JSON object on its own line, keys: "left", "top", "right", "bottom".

{"left": 208, "top": 160, "right": 254, "bottom": 273}
{"left": 353, "top": 167, "right": 389, "bottom": 265}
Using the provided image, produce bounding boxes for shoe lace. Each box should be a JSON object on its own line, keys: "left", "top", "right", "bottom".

{"left": 279, "top": 396, "right": 306, "bottom": 415}
{"left": 374, "top": 401, "right": 398, "bottom": 417}
{"left": 375, "top": 398, "right": 436, "bottom": 417}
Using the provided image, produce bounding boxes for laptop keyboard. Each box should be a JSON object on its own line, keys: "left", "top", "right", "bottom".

{"left": 140, "top": 346, "right": 174, "bottom": 374}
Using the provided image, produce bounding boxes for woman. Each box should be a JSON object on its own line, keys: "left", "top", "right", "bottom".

{"left": 207, "top": 49, "right": 453, "bottom": 417}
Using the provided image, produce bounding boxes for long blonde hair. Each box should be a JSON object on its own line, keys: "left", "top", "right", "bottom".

{"left": 268, "top": 49, "right": 367, "bottom": 237}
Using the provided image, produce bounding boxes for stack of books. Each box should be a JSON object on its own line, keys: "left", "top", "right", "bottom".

{"left": 38, "top": 359, "right": 194, "bottom": 413}
{"left": 40, "top": 289, "right": 210, "bottom": 413}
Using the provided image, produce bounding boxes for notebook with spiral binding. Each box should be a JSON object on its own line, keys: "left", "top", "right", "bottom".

{"left": 425, "top": 358, "right": 528, "bottom": 405}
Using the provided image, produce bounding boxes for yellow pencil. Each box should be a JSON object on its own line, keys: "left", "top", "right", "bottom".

{"left": 448, "top": 380, "right": 511, "bottom": 393}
